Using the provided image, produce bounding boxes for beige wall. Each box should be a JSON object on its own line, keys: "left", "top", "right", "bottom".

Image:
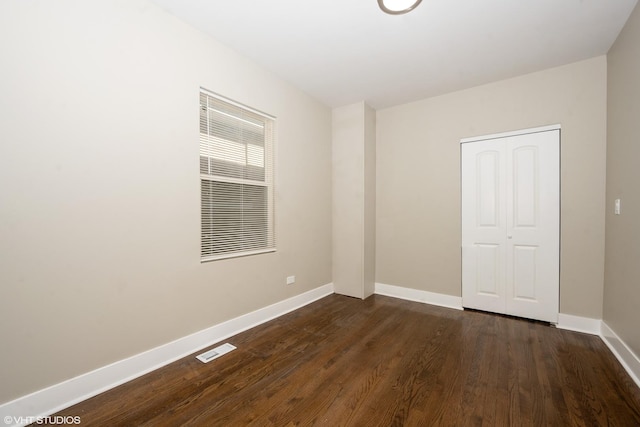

{"left": 604, "top": 4, "right": 640, "bottom": 356}
{"left": 0, "top": 0, "right": 332, "bottom": 403}
{"left": 364, "top": 104, "right": 376, "bottom": 298}
{"left": 332, "top": 102, "right": 376, "bottom": 299}
{"left": 376, "top": 56, "right": 608, "bottom": 319}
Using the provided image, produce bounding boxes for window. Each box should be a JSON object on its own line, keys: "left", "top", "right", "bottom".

{"left": 199, "top": 90, "right": 275, "bottom": 261}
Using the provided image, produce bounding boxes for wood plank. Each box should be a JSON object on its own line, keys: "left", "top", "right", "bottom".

{"left": 38, "top": 294, "right": 640, "bottom": 426}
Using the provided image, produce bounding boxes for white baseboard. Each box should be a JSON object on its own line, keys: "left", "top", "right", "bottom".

{"left": 601, "top": 321, "right": 640, "bottom": 389}
{"left": 556, "top": 313, "right": 602, "bottom": 335}
{"left": 0, "top": 283, "right": 334, "bottom": 427}
{"left": 374, "top": 282, "right": 463, "bottom": 310}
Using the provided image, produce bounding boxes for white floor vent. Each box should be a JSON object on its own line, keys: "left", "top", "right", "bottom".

{"left": 196, "top": 343, "right": 236, "bottom": 363}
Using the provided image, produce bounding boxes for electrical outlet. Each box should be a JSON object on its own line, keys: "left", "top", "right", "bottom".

{"left": 286, "top": 275, "right": 295, "bottom": 285}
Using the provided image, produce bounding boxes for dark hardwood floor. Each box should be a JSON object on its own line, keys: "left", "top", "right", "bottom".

{"left": 44, "top": 294, "right": 640, "bottom": 426}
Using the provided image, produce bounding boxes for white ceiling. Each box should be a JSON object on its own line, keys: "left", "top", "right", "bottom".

{"left": 151, "top": 0, "right": 637, "bottom": 109}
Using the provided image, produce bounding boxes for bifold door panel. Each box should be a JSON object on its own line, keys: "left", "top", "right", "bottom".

{"left": 461, "top": 129, "right": 559, "bottom": 323}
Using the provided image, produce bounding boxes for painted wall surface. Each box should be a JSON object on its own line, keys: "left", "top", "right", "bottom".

{"left": 376, "top": 57, "right": 608, "bottom": 319}
{"left": 332, "top": 102, "right": 376, "bottom": 299}
{"left": 0, "top": 0, "right": 332, "bottom": 403}
{"left": 604, "top": 3, "right": 640, "bottom": 357}
{"left": 364, "top": 104, "right": 376, "bottom": 299}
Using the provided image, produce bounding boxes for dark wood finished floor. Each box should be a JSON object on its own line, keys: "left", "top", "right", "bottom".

{"left": 44, "top": 294, "right": 640, "bottom": 426}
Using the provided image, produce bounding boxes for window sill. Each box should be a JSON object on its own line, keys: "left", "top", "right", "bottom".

{"left": 201, "top": 248, "right": 276, "bottom": 263}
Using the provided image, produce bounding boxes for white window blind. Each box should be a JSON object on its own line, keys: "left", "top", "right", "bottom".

{"left": 199, "top": 90, "right": 275, "bottom": 261}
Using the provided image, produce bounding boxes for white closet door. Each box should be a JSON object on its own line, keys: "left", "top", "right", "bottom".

{"left": 461, "top": 138, "right": 507, "bottom": 315}
{"left": 504, "top": 131, "right": 559, "bottom": 322}
{"left": 461, "top": 129, "right": 559, "bottom": 323}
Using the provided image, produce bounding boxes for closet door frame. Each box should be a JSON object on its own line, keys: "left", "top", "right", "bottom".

{"left": 461, "top": 125, "right": 560, "bottom": 323}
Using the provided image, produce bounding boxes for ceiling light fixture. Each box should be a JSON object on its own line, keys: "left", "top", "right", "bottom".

{"left": 377, "top": 0, "right": 423, "bottom": 15}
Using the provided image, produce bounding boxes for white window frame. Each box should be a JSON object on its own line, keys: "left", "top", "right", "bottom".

{"left": 199, "top": 89, "right": 275, "bottom": 262}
